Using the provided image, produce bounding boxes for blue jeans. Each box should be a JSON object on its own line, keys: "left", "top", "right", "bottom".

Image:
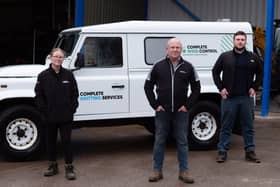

{"left": 153, "top": 111, "right": 189, "bottom": 172}
{"left": 217, "top": 96, "right": 255, "bottom": 152}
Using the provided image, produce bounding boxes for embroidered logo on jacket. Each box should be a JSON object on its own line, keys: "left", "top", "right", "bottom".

{"left": 179, "top": 70, "right": 187, "bottom": 74}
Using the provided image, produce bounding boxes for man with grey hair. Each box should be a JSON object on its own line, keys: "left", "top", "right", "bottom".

{"left": 144, "top": 38, "right": 200, "bottom": 184}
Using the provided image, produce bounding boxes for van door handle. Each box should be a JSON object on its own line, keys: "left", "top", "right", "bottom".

{"left": 112, "top": 85, "right": 125, "bottom": 89}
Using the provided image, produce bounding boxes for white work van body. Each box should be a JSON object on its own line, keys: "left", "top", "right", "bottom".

{"left": 0, "top": 21, "right": 253, "bottom": 160}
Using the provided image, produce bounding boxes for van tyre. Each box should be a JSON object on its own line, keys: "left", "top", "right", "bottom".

{"left": 188, "top": 101, "right": 220, "bottom": 150}
{"left": 0, "top": 105, "right": 44, "bottom": 161}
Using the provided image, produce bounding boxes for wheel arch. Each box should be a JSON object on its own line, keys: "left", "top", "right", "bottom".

{"left": 0, "top": 97, "right": 36, "bottom": 113}
{"left": 198, "top": 92, "right": 221, "bottom": 105}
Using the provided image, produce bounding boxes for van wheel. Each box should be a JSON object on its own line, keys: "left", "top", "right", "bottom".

{"left": 189, "top": 101, "right": 220, "bottom": 150}
{"left": 0, "top": 105, "right": 44, "bottom": 161}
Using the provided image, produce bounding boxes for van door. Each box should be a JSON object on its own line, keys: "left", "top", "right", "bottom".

{"left": 73, "top": 34, "right": 129, "bottom": 116}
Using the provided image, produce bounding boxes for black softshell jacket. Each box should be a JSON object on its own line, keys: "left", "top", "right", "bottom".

{"left": 34, "top": 66, "right": 79, "bottom": 123}
{"left": 212, "top": 50, "right": 262, "bottom": 96}
{"left": 144, "top": 57, "right": 201, "bottom": 112}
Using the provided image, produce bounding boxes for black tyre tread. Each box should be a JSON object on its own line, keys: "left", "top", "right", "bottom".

{"left": 0, "top": 105, "right": 44, "bottom": 161}
{"left": 189, "top": 101, "right": 220, "bottom": 150}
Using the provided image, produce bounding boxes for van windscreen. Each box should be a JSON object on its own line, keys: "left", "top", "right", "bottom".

{"left": 53, "top": 31, "right": 80, "bottom": 57}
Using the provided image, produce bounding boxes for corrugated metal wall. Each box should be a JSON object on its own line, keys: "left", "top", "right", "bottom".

{"left": 148, "top": 0, "right": 280, "bottom": 28}
{"left": 84, "top": 0, "right": 146, "bottom": 25}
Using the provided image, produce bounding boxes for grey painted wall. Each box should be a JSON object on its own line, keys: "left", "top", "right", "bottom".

{"left": 84, "top": 0, "right": 146, "bottom": 25}
{"left": 148, "top": 0, "right": 280, "bottom": 28}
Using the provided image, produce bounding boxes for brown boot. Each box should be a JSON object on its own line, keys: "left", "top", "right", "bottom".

{"left": 245, "top": 151, "right": 261, "bottom": 163}
{"left": 178, "top": 171, "right": 194, "bottom": 184}
{"left": 148, "top": 171, "right": 163, "bottom": 182}
{"left": 216, "top": 151, "right": 227, "bottom": 163}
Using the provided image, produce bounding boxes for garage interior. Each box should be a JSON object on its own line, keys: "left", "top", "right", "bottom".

{"left": 0, "top": 0, "right": 76, "bottom": 66}
{"left": 0, "top": 0, "right": 145, "bottom": 66}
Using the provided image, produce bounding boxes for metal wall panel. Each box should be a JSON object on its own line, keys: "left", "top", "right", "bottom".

{"left": 148, "top": 0, "right": 280, "bottom": 28}
{"left": 84, "top": 0, "right": 146, "bottom": 25}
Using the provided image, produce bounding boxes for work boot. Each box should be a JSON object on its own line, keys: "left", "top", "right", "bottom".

{"left": 148, "top": 170, "right": 163, "bottom": 182}
{"left": 65, "top": 164, "right": 76, "bottom": 180}
{"left": 245, "top": 151, "right": 261, "bottom": 163}
{"left": 178, "top": 171, "right": 195, "bottom": 184}
{"left": 44, "top": 161, "right": 58, "bottom": 177}
{"left": 216, "top": 151, "right": 227, "bottom": 163}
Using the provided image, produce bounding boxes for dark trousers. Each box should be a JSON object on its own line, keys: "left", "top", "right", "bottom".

{"left": 46, "top": 122, "right": 73, "bottom": 164}
{"left": 217, "top": 96, "right": 255, "bottom": 152}
{"left": 153, "top": 111, "right": 189, "bottom": 172}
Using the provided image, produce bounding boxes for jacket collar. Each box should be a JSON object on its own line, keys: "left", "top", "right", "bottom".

{"left": 165, "top": 56, "right": 184, "bottom": 65}
{"left": 48, "top": 64, "right": 63, "bottom": 76}
{"left": 232, "top": 48, "right": 248, "bottom": 55}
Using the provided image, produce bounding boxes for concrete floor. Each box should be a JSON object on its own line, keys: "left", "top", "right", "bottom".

{"left": 1, "top": 116, "right": 280, "bottom": 187}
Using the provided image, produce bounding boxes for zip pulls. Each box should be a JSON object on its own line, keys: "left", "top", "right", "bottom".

{"left": 169, "top": 61, "right": 183, "bottom": 112}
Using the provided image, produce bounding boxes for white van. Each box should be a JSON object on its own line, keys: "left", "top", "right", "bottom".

{"left": 0, "top": 21, "right": 253, "bottom": 160}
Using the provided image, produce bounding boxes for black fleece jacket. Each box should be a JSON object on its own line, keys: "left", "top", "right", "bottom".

{"left": 34, "top": 65, "right": 79, "bottom": 123}
{"left": 212, "top": 49, "right": 262, "bottom": 97}
{"left": 144, "top": 57, "right": 201, "bottom": 112}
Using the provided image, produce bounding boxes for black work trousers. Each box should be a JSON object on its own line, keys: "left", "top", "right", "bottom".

{"left": 46, "top": 122, "right": 73, "bottom": 164}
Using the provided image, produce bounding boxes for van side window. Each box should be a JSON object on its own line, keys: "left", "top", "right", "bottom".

{"left": 144, "top": 37, "right": 172, "bottom": 65}
{"left": 79, "top": 37, "right": 123, "bottom": 67}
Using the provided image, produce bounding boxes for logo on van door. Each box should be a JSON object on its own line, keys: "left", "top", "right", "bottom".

{"left": 183, "top": 45, "right": 218, "bottom": 56}
{"left": 79, "top": 91, "right": 123, "bottom": 101}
